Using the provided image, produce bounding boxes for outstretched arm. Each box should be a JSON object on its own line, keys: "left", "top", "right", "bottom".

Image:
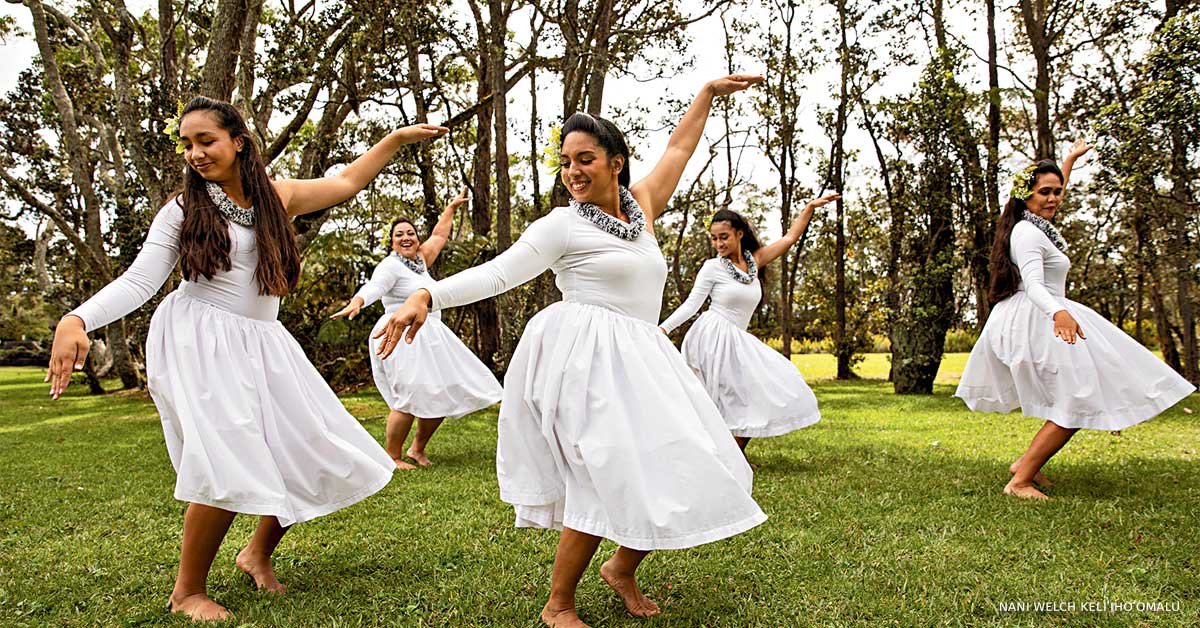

{"left": 631, "top": 75, "right": 763, "bottom": 221}
{"left": 660, "top": 263, "right": 718, "bottom": 334}
{"left": 1059, "top": 139, "right": 1092, "bottom": 191}
{"left": 274, "top": 124, "right": 449, "bottom": 217}
{"left": 330, "top": 257, "right": 404, "bottom": 320}
{"left": 753, "top": 193, "right": 840, "bottom": 268}
{"left": 374, "top": 211, "right": 571, "bottom": 357}
{"left": 418, "top": 187, "right": 469, "bottom": 267}
{"left": 47, "top": 201, "right": 184, "bottom": 398}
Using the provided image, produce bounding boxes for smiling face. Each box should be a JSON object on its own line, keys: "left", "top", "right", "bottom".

{"left": 1026, "top": 171, "right": 1065, "bottom": 220}
{"left": 560, "top": 131, "right": 623, "bottom": 205}
{"left": 178, "top": 110, "right": 244, "bottom": 183}
{"left": 710, "top": 221, "right": 743, "bottom": 259}
{"left": 391, "top": 221, "right": 420, "bottom": 259}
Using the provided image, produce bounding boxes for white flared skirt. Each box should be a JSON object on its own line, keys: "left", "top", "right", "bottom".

{"left": 496, "top": 301, "right": 767, "bottom": 551}
{"left": 681, "top": 311, "right": 821, "bottom": 437}
{"left": 368, "top": 311, "right": 502, "bottom": 418}
{"left": 145, "top": 291, "right": 395, "bottom": 527}
{"left": 956, "top": 292, "right": 1195, "bottom": 430}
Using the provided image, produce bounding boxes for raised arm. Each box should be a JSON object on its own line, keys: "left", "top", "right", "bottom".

{"left": 1059, "top": 139, "right": 1092, "bottom": 190}
{"left": 418, "top": 187, "right": 469, "bottom": 267}
{"left": 753, "top": 193, "right": 840, "bottom": 268}
{"left": 631, "top": 75, "right": 764, "bottom": 221}
{"left": 374, "top": 211, "right": 571, "bottom": 356}
{"left": 273, "top": 124, "right": 448, "bottom": 217}
{"left": 660, "top": 262, "right": 718, "bottom": 334}
{"left": 47, "top": 201, "right": 184, "bottom": 398}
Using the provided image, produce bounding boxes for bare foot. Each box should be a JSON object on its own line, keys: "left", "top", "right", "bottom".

{"left": 1009, "top": 461, "right": 1053, "bottom": 487}
{"left": 1003, "top": 479, "right": 1049, "bottom": 500}
{"left": 541, "top": 604, "right": 591, "bottom": 628}
{"left": 168, "top": 593, "right": 230, "bottom": 621}
{"left": 599, "top": 560, "right": 661, "bottom": 618}
{"left": 393, "top": 457, "right": 417, "bottom": 470}
{"left": 406, "top": 448, "right": 433, "bottom": 467}
{"left": 236, "top": 548, "right": 287, "bottom": 594}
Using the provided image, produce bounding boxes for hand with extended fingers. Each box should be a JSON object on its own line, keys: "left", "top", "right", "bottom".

{"left": 1066, "top": 138, "right": 1093, "bottom": 160}
{"left": 707, "top": 74, "right": 765, "bottom": 97}
{"left": 1052, "top": 310, "right": 1086, "bottom": 344}
{"left": 446, "top": 186, "right": 470, "bottom": 212}
{"left": 373, "top": 289, "right": 432, "bottom": 359}
{"left": 396, "top": 123, "right": 450, "bottom": 145}
{"left": 330, "top": 296, "right": 365, "bottom": 321}
{"left": 805, "top": 193, "right": 841, "bottom": 211}
{"left": 45, "top": 315, "right": 90, "bottom": 399}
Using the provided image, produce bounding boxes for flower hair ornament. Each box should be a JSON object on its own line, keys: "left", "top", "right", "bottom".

{"left": 163, "top": 101, "right": 185, "bottom": 154}
{"left": 540, "top": 124, "right": 563, "bottom": 175}
{"left": 1010, "top": 164, "right": 1038, "bottom": 201}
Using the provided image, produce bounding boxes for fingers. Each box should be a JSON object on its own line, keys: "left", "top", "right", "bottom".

{"left": 421, "top": 124, "right": 450, "bottom": 137}
{"left": 404, "top": 318, "right": 424, "bottom": 344}
{"left": 729, "top": 74, "right": 765, "bottom": 84}
{"left": 1076, "top": 325, "right": 1086, "bottom": 340}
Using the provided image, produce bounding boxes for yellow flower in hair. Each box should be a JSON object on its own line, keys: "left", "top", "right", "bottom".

{"left": 163, "top": 101, "right": 185, "bottom": 154}
{"left": 1010, "top": 164, "right": 1038, "bottom": 200}
{"left": 541, "top": 125, "right": 563, "bottom": 175}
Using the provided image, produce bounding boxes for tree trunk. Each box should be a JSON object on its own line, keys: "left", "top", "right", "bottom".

{"left": 833, "top": 0, "right": 852, "bottom": 379}
{"left": 199, "top": 0, "right": 250, "bottom": 100}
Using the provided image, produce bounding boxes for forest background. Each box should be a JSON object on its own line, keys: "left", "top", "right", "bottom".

{"left": 0, "top": 0, "right": 1196, "bottom": 395}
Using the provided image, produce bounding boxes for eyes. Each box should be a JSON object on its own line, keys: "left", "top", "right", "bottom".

{"left": 561, "top": 157, "right": 594, "bottom": 168}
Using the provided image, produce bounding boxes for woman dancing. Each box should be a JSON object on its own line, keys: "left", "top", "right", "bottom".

{"left": 955, "top": 140, "right": 1195, "bottom": 499}
{"left": 659, "top": 198, "right": 836, "bottom": 454}
{"left": 376, "top": 76, "right": 769, "bottom": 627}
{"left": 45, "top": 96, "right": 447, "bottom": 620}
{"left": 331, "top": 189, "right": 502, "bottom": 469}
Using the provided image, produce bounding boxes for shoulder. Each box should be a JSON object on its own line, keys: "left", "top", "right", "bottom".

{"left": 701, "top": 257, "right": 724, "bottom": 273}
{"left": 520, "top": 207, "right": 576, "bottom": 241}
{"left": 1011, "top": 221, "right": 1048, "bottom": 245}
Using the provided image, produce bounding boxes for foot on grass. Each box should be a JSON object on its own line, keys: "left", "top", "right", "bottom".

{"left": 406, "top": 448, "right": 433, "bottom": 467}
{"left": 168, "top": 593, "right": 230, "bottom": 622}
{"left": 600, "top": 560, "right": 661, "bottom": 618}
{"left": 1008, "top": 461, "right": 1053, "bottom": 487}
{"left": 541, "top": 604, "right": 591, "bottom": 628}
{"left": 392, "top": 457, "right": 417, "bottom": 471}
{"left": 1003, "top": 479, "right": 1049, "bottom": 500}
{"left": 236, "top": 548, "right": 287, "bottom": 594}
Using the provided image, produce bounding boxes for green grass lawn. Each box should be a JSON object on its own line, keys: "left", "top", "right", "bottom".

{"left": 1, "top": 357, "right": 1197, "bottom": 627}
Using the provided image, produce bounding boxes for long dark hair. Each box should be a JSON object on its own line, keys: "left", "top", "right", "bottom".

{"left": 711, "top": 209, "right": 767, "bottom": 285}
{"left": 561, "top": 112, "right": 632, "bottom": 188}
{"left": 177, "top": 96, "right": 300, "bottom": 296}
{"left": 987, "top": 159, "right": 1063, "bottom": 304}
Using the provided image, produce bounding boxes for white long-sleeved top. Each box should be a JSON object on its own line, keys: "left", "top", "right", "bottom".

{"left": 425, "top": 207, "right": 667, "bottom": 323}
{"left": 1009, "top": 220, "right": 1069, "bottom": 317}
{"left": 354, "top": 254, "right": 441, "bottom": 319}
{"left": 69, "top": 199, "right": 278, "bottom": 331}
{"left": 659, "top": 257, "right": 761, "bottom": 333}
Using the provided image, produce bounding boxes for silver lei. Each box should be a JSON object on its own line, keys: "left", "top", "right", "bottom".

{"left": 719, "top": 249, "right": 758, "bottom": 284}
{"left": 392, "top": 251, "right": 427, "bottom": 275}
{"left": 570, "top": 186, "right": 646, "bottom": 241}
{"left": 1022, "top": 210, "right": 1068, "bottom": 253}
{"left": 205, "top": 182, "right": 255, "bottom": 227}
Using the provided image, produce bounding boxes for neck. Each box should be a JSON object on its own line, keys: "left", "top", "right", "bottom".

{"left": 216, "top": 178, "right": 248, "bottom": 207}
{"left": 591, "top": 185, "right": 622, "bottom": 217}
{"left": 394, "top": 249, "right": 418, "bottom": 260}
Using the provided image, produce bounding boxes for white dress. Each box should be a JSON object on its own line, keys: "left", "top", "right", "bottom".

{"left": 660, "top": 258, "right": 821, "bottom": 437}
{"left": 956, "top": 221, "right": 1195, "bottom": 429}
{"left": 70, "top": 199, "right": 395, "bottom": 526}
{"left": 355, "top": 254, "right": 502, "bottom": 418}
{"left": 425, "top": 206, "right": 767, "bottom": 551}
